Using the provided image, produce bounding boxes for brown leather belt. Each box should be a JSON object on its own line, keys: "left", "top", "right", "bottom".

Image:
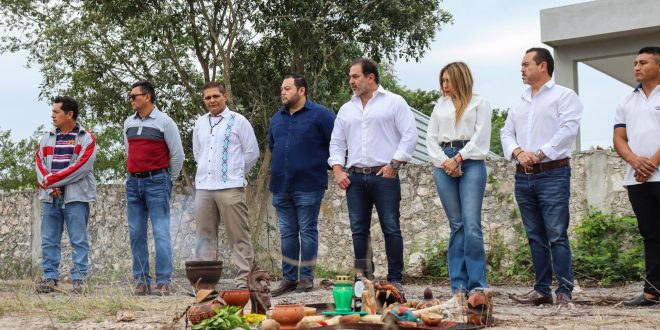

{"left": 348, "top": 166, "right": 384, "bottom": 174}
{"left": 516, "top": 158, "right": 570, "bottom": 175}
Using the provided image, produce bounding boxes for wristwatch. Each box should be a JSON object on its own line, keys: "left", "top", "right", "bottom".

{"left": 534, "top": 149, "right": 544, "bottom": 159}
{"left": 389, "top": 161, "right": 400, "bottom": 170}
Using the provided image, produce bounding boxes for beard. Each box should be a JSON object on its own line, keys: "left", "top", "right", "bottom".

{"left": 282, "top": 94, "right": 300, "bottom": 107}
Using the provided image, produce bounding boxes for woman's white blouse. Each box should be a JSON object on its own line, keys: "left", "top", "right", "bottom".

{"left": 426, "top": 95, "right": 493, "bottom": 167}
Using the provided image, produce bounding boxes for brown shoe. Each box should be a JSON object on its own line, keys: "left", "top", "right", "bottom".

{"left": 556, "top": 292, "right": 572, "bottom": 305}
{"left": 509, "top": 290, "right": 553, "bottom": 305}
{"left": 271, "top": 280, "right": 297, "bottom": 297}
{"left": 134, "top": 283, "right": 152, "bottom": 296}
{"left": 153, "top": 283, "right": 171, "bottom": 296}
{"left": 295, "top": 279, "right": 314, "bottom": 293}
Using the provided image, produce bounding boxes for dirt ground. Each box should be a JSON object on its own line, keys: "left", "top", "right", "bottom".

{"left": 0, "top": 278, "right": 658, "bottom": 330}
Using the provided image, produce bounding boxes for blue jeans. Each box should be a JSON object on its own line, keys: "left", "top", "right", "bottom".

{"left": 515, "top": 166, "right": 573, "bottom": 297}
{"left": 126, "top": 171, "right": 172, "bottom": 285}
{"left": 346, "top": 172, "right": 403, "bottom": 283}
{"left": 41, "top": 199, "right": 90, "bottom": 281}
{"left": 433, "top": 147, "right": 488, "bottom": 294}
{"left": 272, "top": 190, "right": 325, "bottom": 281}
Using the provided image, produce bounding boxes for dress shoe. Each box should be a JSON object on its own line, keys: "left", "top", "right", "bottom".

{"left": 295, "top": 279, "right": 314, "bottom": 293}
{"left": 153, "top": 283, "right": 171, "bottom": 296}
{"left": 271, "top": 280, "right": 297, "bottom": 297}
{"left": 556, "top": 292, "right": 572, "bottom": 305}
{"left": 623, "top": 293, "right": 659, "bottom": 307}
{"left": 133, "top": 283, "right": 152, "bottom": 296}
{"left": 509, "top": 290, "right": 553, "bottom": 305}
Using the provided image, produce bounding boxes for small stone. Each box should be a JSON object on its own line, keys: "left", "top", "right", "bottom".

{"left": 116, "top": 311, "right": 136, "bottom": 322}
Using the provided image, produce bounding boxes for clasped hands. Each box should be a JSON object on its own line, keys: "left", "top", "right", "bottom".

{"left": 629, "top": 155, "right": 657, "bottom": 183}
{"left": 441, "top": 155, "right": 463, "bottom": 178}
{"left": 514, "top": 148, "right": 543, "bottom": 170}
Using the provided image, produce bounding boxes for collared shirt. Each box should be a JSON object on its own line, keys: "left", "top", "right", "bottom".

{"left": 328, "top": 85, "right": 418, "bottom": 168}
{"left": 193, "top": 107, "right": 259, "bottom": 190}
{"left": 501, "top": 80, "right": 583, "bottom": 162}
{"left": 123, "top": 107, "right": 184, "bottom": 182}
{"left": 268, "top": 99, "right": 335, "bottom": 193}
{"left": 427, "top": 95, "right": 493, "bottom": 166}
{"left": 614, "top": 84, "right": 660, "bottom": 186}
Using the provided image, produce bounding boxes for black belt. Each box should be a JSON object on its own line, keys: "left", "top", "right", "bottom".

{"left": 516, "top": 158, "right": 570, "bottom": 175}
{"left": 130, "top": 168, "right": 168, "bottom": 178}
{"left": 348, "top": 166, "right": 384, "bottom": 174}
{"left": 440, "top": 140, "right": 470, "bottom": 148}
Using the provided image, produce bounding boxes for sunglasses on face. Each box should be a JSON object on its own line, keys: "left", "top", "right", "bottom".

{"left": 129, "top": 93, "right": 147, "bottom": 101}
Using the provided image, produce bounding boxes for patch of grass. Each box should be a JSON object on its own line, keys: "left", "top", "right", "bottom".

{"left": 315, "top": 266, "right": 341, "bottom": 279}
{"left": 0, "top": 280, "right": 187, "bottom": 325}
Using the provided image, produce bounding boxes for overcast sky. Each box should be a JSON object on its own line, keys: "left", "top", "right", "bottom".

{"left": 0, "top": 0, "right": 633, "bottom": 149}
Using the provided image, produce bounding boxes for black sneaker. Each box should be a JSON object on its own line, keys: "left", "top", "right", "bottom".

{"left": 36, "top": 279, "right": 58, "bottom": 294}
{"left": 72, "top": 280, "right": 88, "bottom": 294}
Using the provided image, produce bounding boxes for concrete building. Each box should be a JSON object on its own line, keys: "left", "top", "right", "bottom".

{"left": 540, "top": 0, "right": 660, "bottom": 150}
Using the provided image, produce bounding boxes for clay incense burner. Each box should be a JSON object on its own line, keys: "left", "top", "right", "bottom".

{"left": 221, "top": 289, "right": 250, "bottom": 311}
{"left": 185, "top": 260, "right": 223, "bottom": 291}
{"left": 271, "top": 302, "right": 304, "bottom": 330}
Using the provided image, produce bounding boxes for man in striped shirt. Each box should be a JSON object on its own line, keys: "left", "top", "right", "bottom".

{"left": 35, "top": 96, "right": 97, "bottom": 294}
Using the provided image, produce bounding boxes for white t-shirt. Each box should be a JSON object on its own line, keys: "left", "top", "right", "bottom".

{"left": 613, "top": 85, "right": 660, "bottom": 186}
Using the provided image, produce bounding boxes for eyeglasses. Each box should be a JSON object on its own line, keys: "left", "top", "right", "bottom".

{"left": 129, "top": 93, "right": 147, "bottom": 101}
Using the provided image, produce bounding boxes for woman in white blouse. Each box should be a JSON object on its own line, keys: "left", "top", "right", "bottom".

{"left": 427, "top": 62, "right": 493, "bottom": 297}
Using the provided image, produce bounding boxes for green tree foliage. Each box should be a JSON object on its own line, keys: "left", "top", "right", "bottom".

{"left": 490, "top": 109, "right": 508, "bottom": 156}
{"left": 0, "top": 127, "right": 44, "bottom": 191}
{"left": 0, "top": 0, "right": 451, "bottom": 180}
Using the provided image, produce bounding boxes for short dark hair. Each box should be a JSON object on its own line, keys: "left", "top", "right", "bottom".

{"left": 351, "top": 58, "right": 380, "bottom": 84}
{"left": 131, "top": 80, "right": 157, "bottom": 104}
{"left": 283, "top": 73, "right": 308, "bottom": 96}
{"left": 202, "top": 81, "right": 227, "bottom": 94}
{"left": 638, "top": 46, "right": 660, "bottom": 61}
{"left": 53, "top": 96, "right": 79, "bottom": 119}
{"left": 526, "top": 47, "right": 555, "bottom": 77}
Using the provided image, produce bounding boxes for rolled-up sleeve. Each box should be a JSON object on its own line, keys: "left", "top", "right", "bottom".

{"left": 392, "top": 98, "right": 418, "bottom": 162}
{"left": 328, "top": 111, "right": 346, "bottom": 167}
{"left": 500, "top": 109, "right": 519, "bottom": 161}
{"left": 426, "top": 103, "right": 448, "bottom": 167}
{"left": 459, "top": 99, "right": 493, "bottom": 160}
{"left": 540, "top": 91, "right": 583, "bottom": 160}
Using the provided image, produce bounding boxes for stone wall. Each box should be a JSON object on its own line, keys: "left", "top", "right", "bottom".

{"left": 0, "top": 151, "right": 635, "bottom": 280}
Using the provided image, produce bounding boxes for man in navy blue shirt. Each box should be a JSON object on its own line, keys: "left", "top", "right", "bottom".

{"left": 268, "top": 73, "right": 335, "bottom": 296}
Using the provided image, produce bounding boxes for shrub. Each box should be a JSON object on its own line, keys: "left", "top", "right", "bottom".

{"left": 572, "top": 211, "right": 644, "bottom": 285}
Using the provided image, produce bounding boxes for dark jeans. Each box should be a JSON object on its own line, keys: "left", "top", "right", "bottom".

{"left": 627, "top": 181, "right": 660, "bottom": 297}
{"left": 346, "top": 172, "right": 403, "bottom": 283}
{"left": 272, "top": 190, "right": 325, "bottom": 282}
{"left": 514, "top": 166, "right": 573, "bottom": 297}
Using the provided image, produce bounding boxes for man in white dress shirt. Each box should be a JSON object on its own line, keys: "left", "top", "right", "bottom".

{"left": 329, "top": 58, "right": 418, "bottom": 293}
{"left": 192, "top": 82, "right": 260, "bottom": 288}
{"left": 501, "top": 48, "right": 582, "bottom": 306}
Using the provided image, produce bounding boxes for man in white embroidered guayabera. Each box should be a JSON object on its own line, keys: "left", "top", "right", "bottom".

{"left": 192, "top": 82, "right": 259, "bottom": 289}
{"left": 502, "top": 48, "right": 582, "bottom": 307}
{"left": 329, "top": 58, "right": 418, "bottom": 297}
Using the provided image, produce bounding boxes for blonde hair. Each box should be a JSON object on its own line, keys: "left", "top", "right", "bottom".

{"left": 440, "top": 62, "right": 474, "bottom": 125}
